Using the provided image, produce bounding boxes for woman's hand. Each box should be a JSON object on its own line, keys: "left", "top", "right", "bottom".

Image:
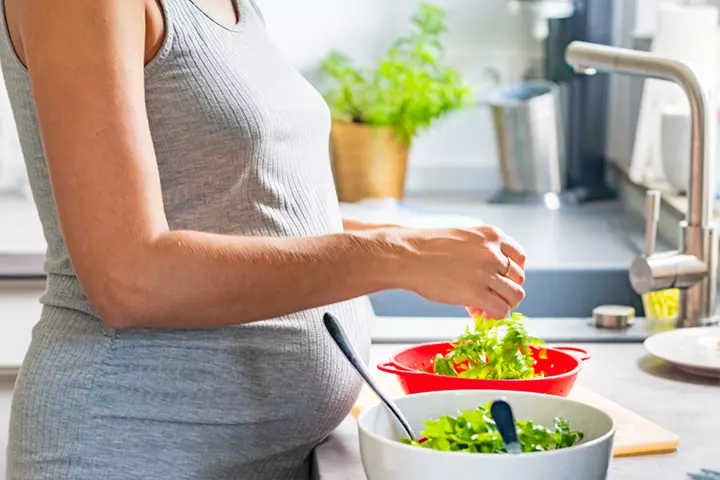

{"left": 384, "top": 225, "right": 526, "bottom": 320}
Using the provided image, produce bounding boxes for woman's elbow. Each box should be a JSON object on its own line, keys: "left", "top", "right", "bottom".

{"left": 83, "top": 269, "right": 159, "bottom": 330}
{"left": 73, "top": 238, "right": 173, "bottom": 329}
{"left": 90, "top": 283, "right": 147, "bottom": 330}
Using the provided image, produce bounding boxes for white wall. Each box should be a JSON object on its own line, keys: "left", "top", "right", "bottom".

{"left": 257, "top": 0, "right": 542, "bottom": 193}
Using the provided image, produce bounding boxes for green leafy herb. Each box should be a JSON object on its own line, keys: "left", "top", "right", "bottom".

{"left": 430, "top": 312, "right": 547, "bottom": 380}
{"left": 400, "top": 403, "right": 584, "bottom": 453}
{"left": 318, "top": 3, "right": 472, "bottom": 144}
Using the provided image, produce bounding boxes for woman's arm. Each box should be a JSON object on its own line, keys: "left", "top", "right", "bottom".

{"left": 12, "top": 0, "right": 526, "bottom": 330}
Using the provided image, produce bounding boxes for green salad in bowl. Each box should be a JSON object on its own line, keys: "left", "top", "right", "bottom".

{"left": 357, "top": 389, "right": 614, "bottom": 480}
{"left": 401, "top": 402, "right": 584, "bottom": 454}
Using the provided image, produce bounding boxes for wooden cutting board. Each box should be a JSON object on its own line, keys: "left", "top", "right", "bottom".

{"left": 351, "top": 371, "right": 679, "bottom": 458}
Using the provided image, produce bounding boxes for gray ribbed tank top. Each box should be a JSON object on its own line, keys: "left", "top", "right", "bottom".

{"left": 1, "top": 1, "right": 372, "bottom": 478}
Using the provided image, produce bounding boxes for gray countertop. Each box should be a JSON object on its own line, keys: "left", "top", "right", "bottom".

{"left": 397, "top": 196, "right": 670, "bottom": 268}
{"left": 371, "top": 316, "right": 675, "bottom": 344}
{"left": 313, "top": 343, "right": 720, "bottom": 480}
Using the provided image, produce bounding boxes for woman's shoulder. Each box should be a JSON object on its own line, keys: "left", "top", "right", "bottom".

{"left": 1, "top": 0, "right": 164, "bottom": 68}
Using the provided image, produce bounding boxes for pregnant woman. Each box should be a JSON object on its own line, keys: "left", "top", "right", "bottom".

{"left": 1, "top": 0, "right": 526, "bottom": 478}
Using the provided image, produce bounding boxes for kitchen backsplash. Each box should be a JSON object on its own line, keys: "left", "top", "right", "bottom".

{"left": 0, "top": 0, "right": 541, "bottom": 197}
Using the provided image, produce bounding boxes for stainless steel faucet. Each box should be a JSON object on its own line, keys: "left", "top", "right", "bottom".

{"left": 565, "top": 41, "right": 719, "bottom": 328}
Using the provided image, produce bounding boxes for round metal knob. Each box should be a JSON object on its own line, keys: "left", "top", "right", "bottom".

{"left": 593, "top": 305, "right": 636, "bottom": 329}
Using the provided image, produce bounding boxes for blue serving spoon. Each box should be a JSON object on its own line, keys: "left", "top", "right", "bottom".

{"left": 490, "top": 399, "right": 522, "bottom": 454}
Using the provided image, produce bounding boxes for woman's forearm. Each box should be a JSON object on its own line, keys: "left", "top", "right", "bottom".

{"left": 97, "top": 229, "right": 409, "bottom": 329}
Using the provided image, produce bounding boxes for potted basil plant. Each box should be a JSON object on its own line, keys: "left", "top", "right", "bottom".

{"left": 318, "top": 3, "right": 472, "bottom": 202}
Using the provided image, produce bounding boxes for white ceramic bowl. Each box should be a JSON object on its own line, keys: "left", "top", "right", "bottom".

{"left": 358, "top": 390, "right": 615, "bottom": 480}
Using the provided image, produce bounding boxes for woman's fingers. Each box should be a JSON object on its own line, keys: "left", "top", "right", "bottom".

{"left": 466, "top": 306, "right": 485, "bottom": 318}
{"left": 469, "top": 246, "right": 525, "bottom": 319}
{"left": 500, "top": 236, "right": 527, "bottom": 269}
{"left": 468, "top": 275, "right": 525, "bottom": 321}
{"left": 486, "top": 246, "right": 524, "bottom": 286}
{"left": 487, "top": 274, "right": 525, "bottom": 310}
{"left": 475, "top": 289, "right": 512, "bottom": 320}
{"left": 502, "top": 258, "right": 525, "bottom": 285}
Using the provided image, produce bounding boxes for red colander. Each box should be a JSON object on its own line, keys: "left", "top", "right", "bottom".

{"left": 377, "top": 341, "right": 591, "bottom": 397}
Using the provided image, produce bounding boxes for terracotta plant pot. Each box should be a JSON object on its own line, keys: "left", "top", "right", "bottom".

{"left": 329, "top": 121, "right": 410, "bottom": 203}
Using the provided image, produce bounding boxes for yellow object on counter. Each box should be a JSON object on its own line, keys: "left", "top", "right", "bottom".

{"left": 642, "top": 288, "right": 679, "bottom": 321}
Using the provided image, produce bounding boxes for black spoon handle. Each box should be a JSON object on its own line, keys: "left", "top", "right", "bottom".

{"left": 491, "top": 399, "right": 522, "bottom": 454}
{"left": 323, "top": 312, "right": 416, "bottom": 441}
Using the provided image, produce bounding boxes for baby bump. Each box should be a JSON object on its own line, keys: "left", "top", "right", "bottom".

{"left": 10, "top": 301, "right": 371, "bottom": 479}
{"left": 88, "top": 301, "right": 371, "bottom": 444}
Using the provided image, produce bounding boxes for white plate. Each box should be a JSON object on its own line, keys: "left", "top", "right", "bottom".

{"left": 644, "top": 327, "right": 720, "bottom": 378}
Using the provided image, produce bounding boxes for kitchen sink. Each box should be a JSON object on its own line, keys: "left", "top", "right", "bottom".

{"left": 369, "top": 267, "right": 642, "bottom": 318}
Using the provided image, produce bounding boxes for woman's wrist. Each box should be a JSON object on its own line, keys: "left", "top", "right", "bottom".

{"left": 355, "top": 227, "right": 419, "bottom": 293}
